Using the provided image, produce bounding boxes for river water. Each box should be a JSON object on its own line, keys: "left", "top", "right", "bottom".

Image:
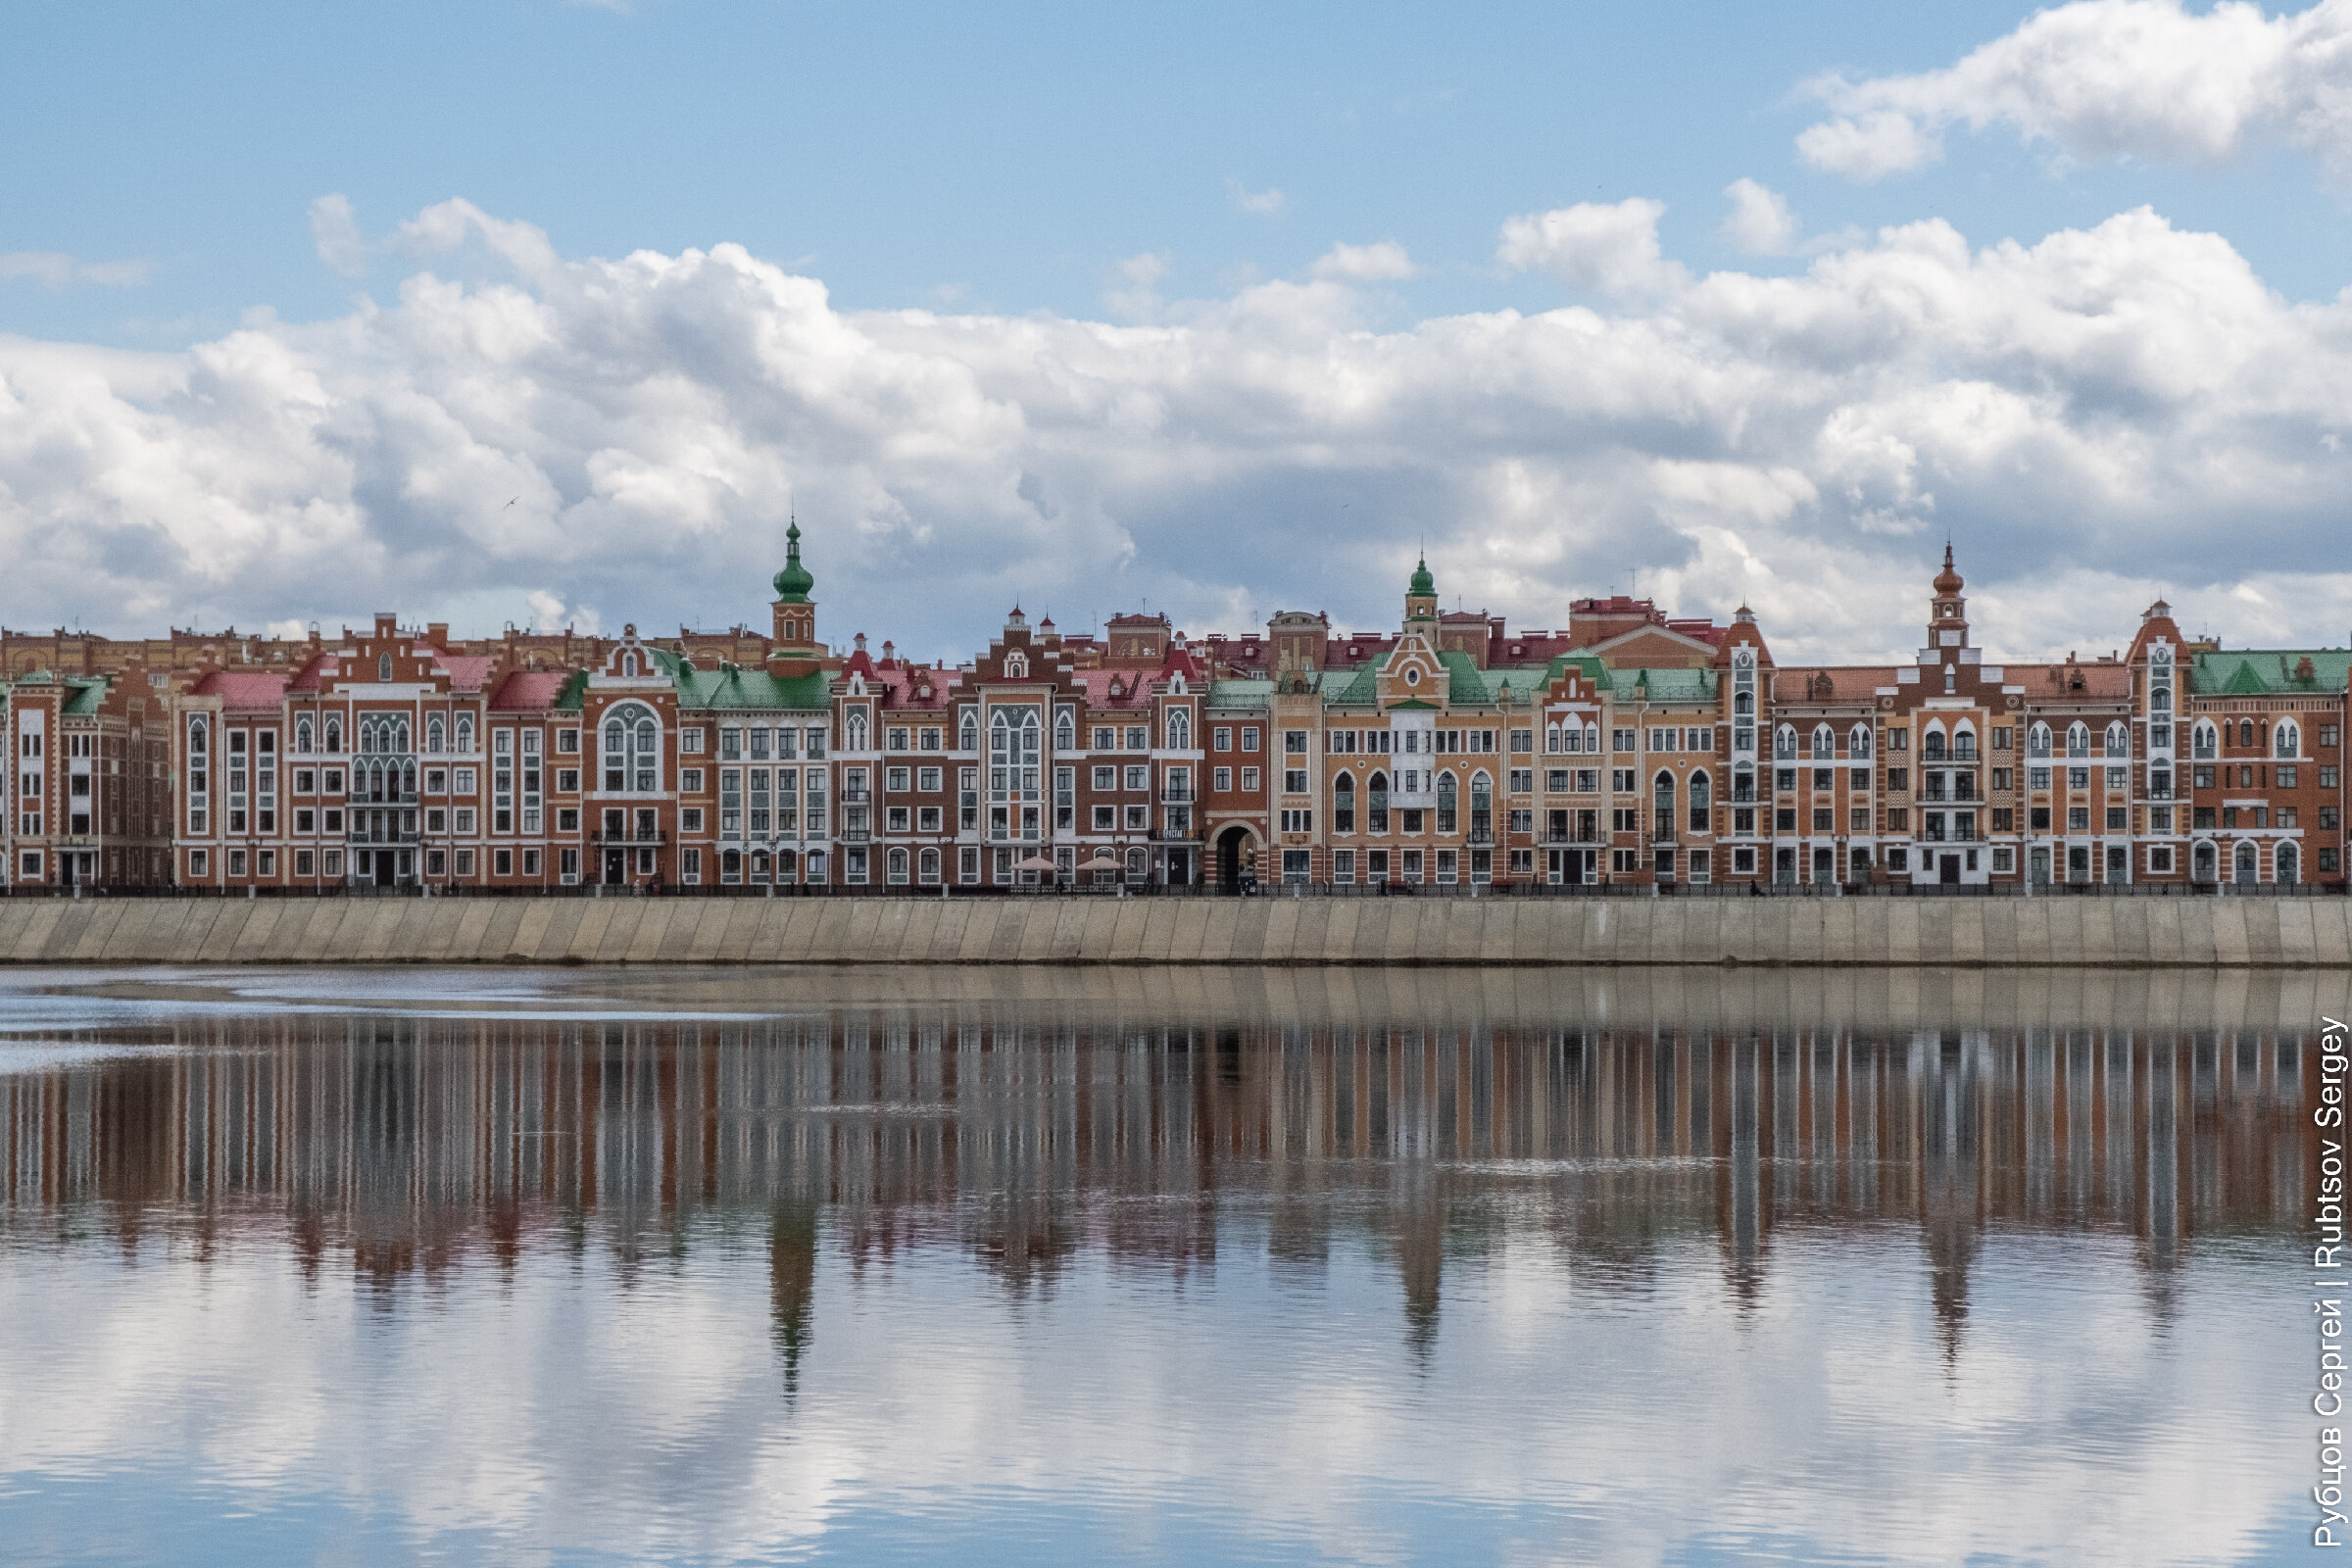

{"left": 0, "top": 965, "right": 2328, "bottom": 1566}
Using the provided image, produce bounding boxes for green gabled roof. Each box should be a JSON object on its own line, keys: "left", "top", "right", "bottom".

{"left": 1323, "top": 661, "right": 1382, "bottom": 707}
{"left": 1608, "top": 665, "right": 1716, "bottom": 705}
{"left": 653, "top": 647, "right": 832, "bottom": 711}
{"left": 1206, "top": 678, "right": 1272, "bottom": 710}
{"left": 1386, "top": 698, "right": 1438, "bottom": 710}
{"left": 2190, "top": 649, "right": 2352, "bottom": 697}
{"left": 62, "top": 677, "right": 107, "bottom": 714}
{"left": 1438, "top": 650, "right": 1490, "bottom": 705}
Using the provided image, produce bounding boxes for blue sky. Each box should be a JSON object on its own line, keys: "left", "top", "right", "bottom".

{"left": 3, "top": 0, "right": 2351, "bottom": 662}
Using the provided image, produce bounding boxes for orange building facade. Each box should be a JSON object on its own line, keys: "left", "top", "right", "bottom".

{"left": 3, "top": 533, "right": 2344, "bottom": 893}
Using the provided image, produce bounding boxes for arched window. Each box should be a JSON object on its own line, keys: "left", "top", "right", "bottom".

{"left": 1688, "top": 769, "right": 1711, "bottom": 833}
{"left": 456, "top": 716, "right": 473, "bottom": 754}
{"left": 2240, "top": 719, "right": 2256, "bottom": 750}
{"left": 1054, "top": 710, "right": 1076, "bottom": 752}
{"left": 2104, "top": 721, "right": 2128, "bottom": 758}
{"left": 2278, "top": 841, "right": 2301, "bottom": 885}
{"left": 2150, "top": 680, "right": 2172, "bottom": 714}
{"left": 1849, "top": 725, "right": 1873, "bottom": 760}
{"left": 396, "top": 719, "right": 410, "bottom": 753}
{"left": 887, "top": 847, "right": 909, "bottom": 884}
{"left": 1811, "top": 723, "right": 1835, "bottom": 758}
{"left": 847, "top": 710, "right": 868, "bottom": 752}
{"left": 1774, "top": 725, "right": 1796, "bottom": 760}
{"left": 1652, "top": 769, "right": 1676, "bottom": 836}
{"left": 1166, "top": 709, "right": 1191, "bottom": 750}
{"left": 426, "top": 715, "right": 444, "bottom": 754}
{"left": 960, "top": 710, "right": 978, "bottom": 752}
{"left": 295, "top": 716, "right": 313, "bottom": 755}
{"left": 1583, "top": 722, "right": 1599, "bottom": 754}
{"left": 1333, "top": 772, "right": 1356, "bottom": 834}
{"left": 1469, "top": 772, "right": 1493, "bottom": 842}
{"left": 1545, "top": 723, "right": 1562, "bottom": 754}
{"left": 2278, "top": 720, "right": 2301, "bottom": 759}
{"left": 1126, "top": 847, "right": 1149, "bottom": 883}
{"left": 919, "top": 848, "right": 941, "bottom": 885}
{"left": 2027, "top": 723, "right": 2051, "bottom": 759}
{"left": 2235, "top": 841, "right": 2258, "bottom": 885}
{"left": 1436, "top": 772, "right": 1458, "bottom": 835}
{"left": 2193, "top": 841, "right": 2217, "bottom": 882}
{"left": 1368, "top": 770, "right": 1391, "bottom": 835}
{"left": 1922, "top": 727, "right": 1947, "bottom": 761}
{"left": 1005, "top": 652, "right": 1028, "bottom": 678}
{"left": 1734, "top": 690, "right": 1754, "bottom": 716}
{"left": 602, "top": 702, "right": 662, "bottom": 792}
{"left": 189, "top": 717, "right": 208, "bottom": 755}
{"left": 2066, "top": 722, "right": 2089, "bottom": 758}
{"left": 2192, "top": 721, "right": 2217, "bottom": 760}
{"left": 2151, "top": 761, "right": 2173, "bottom": 800}
{"left": 377, "top": 653, "right": 392, "bottom": 682}
{"left": 1952, "top": 725, "right": 1977, "bottom": 761}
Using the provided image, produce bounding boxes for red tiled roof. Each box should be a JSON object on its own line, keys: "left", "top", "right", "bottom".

{"left": 489, "top": 670, "right": 568, "bottom": 711}
{"left": 193, "top": 670, "right": 289, "bottom": 713}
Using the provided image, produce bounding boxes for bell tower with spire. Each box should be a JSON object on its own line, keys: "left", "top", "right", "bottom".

{"left": 1928, "top": 543, "right": 1969, "bottom": 653}
{"left": 1404, "top": 552, "right": 1438, "bottom": 628}
{"left": 771, "top": 519, "right": 818, "bottom": 654}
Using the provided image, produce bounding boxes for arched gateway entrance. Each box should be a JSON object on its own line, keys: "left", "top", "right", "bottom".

{"left": 1216, "top": 825, "right": 1257, "bottom": 892}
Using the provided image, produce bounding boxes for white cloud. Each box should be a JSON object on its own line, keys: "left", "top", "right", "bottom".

{"left": 1310, "top": 241, "right": 1417, "bottom": 281}
{"left": 1719, "top": 178, "right": 1800, "bottom": 255}
{"left": 1229, "top": 179, "right": 1286, "bottom": 217}
{"left": 0, "top": 252, "right": 151, "bottom": 288}
{"left": 0, "top": 197, "right": 2349, "bottom": 665}
{"left": 309, "top": 193, "right": 368, "bottom": 276}
{"left": 1797, "top": 0, "right": 2352, "bottom": 183}
{"left": 1496, "top": 197, "right": 1685, "bottom": 295}
{"left": 1104, "top": 250, "right": 1169, "bottom": 321}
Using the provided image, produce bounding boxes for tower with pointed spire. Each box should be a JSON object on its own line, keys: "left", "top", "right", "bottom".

{"left": 771, "top": 519, "right": 818, "bottom": 653}
{"left": 1928, "top": 543, "right": 1968, "bottom": 653}
{"left": 1404, "top": 552, "right": 1438, "bottom": 627}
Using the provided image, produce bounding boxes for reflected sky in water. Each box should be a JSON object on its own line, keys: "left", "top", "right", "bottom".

{"left": 0, "top": 966, "right": 2328, "bottom": 1567}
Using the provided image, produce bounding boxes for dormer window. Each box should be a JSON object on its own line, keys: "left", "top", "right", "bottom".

{"left": 1404, "top": 667, "right": 1421, "bottom": 686}
{"left": 377, "top": 654, "right": 392, "bottom": 681}
{"left": 621, "top": 653, "right": 639, "bottom": 677}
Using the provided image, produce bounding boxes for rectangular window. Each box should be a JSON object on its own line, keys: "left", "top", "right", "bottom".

{"left": 1612, "top": 729, "right": 1636, "bottom": 753}
{"left": 1093, "top": 765, "right": 1114, "bottom": 790}
{"left": 1124, "top": 765, "right": 1148, "bottom": 791}
{"left": 1240, "top": 727, "right": 1259, "bottom": 752}
{"left": 1093, "top": 805, "right": 1115, "bottom": 831}
{"left": 918, "top": 766, "right": 942, "bottom": 792}
{"left": 1334, "top": 850, "right": 1355, "bottom": 884}
{"left": 1241, "top": 768, "right": 1259, "bottom": 792}
{"left": 1284, "top": 768, "right": 1308, "bottom": 794}
{"left": 494, "top": 849, "right": 513, "bottom": 877}
{"left": 1126, "top": 726, "right": 1149, "bottom": 751}
{"left": 1214, "top": 727, "right": 1231, "bottom": 752}
{"left": 1214, "top": 767, "right": 1232, "bottom": 792}
{"left": 522, "top": 850, "right": 541, "bottom": 876}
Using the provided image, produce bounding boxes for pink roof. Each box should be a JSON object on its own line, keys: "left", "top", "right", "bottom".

{"left": 194, "top": 670, "right": 289, "bottom": 713}
{"left": 489, "top": 669, "right": 568, "bottom": 712}
{"left": 432, "top": 651, "right": 497, "bottom": 693}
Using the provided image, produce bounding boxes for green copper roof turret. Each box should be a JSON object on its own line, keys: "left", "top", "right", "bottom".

{"left": 773, "top": 520, "right": 814, "bottom": 604}
{"left": 1409, "top": 553, "right": 1434, "bottom": 598}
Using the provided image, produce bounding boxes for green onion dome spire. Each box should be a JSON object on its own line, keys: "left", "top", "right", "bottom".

{"left": 773, "top": 520, "right": 814, "bottom": 603}
{"left": 1409, "top": 553, "right": 1435, "bottom": 598}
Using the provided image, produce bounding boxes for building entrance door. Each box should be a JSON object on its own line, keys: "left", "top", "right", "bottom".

{"left": 604, "top": 849, "right": 626, "bottom": 884}
{"left": 374, "top": 853, "right": 395, "bottom": 889}
{"left": 1939, "top": 854, "right": 1960, "bottom": 885}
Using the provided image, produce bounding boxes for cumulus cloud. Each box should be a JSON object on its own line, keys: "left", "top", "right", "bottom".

{"left": 1496, "top": 197, "right": 1686, "bottom": 295}
{"left": 1797, "top": 0, "right": 2352, "bottom": 183}
{"left": 1719, "top": 179, "right": 1800, "bottom": 255}
{"left": 1309, "top": 241, "right": 1417, "bottom": 281}
{"left": 0, "top": 252, "right": 151, "bottom": 288}
{"left": 1229, "top": 179, "right": 1286, "bottom": 217}
{"left": 309, "top": 194, "right": 369, "bottom": 275}
{"left": 0, "top": 197, "right": 2348, "bottom": 665}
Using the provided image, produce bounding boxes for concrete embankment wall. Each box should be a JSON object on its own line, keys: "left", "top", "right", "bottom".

{"left": 1, "top": 894, "right": 2348, "bottom": 967}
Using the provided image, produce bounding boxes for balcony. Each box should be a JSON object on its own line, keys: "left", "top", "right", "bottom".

{"left": 589, "top": 829, "right": 668, "bottom": 847}
{"left": 840, "top": 788, "right": 871, "bottom": 805}
{"left": 1161, "top": 785, "right": 1194, "bottom": 804}
{"left": 347, "top": 827, "right": 421, "bottom": 845}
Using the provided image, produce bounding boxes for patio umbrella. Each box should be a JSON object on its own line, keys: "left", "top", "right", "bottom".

{"left": 1080, "top": 853, "right": 1125, "bottom": 870}
{"left": 1015, "top": 855, "right": 1059, "bottom": 871}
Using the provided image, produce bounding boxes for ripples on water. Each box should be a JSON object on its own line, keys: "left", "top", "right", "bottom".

{"left": 0, "top": 966, "right": 2328, "bottom": 1566}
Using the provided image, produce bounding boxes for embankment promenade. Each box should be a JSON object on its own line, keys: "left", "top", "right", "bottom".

{"left": 0, "top": 892, "right": 2347, "bottom": 967}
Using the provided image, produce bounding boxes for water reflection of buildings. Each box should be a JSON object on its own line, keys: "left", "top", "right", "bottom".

{"left": 0, "top": 1006, "right": 2317, "bottom": 1361}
